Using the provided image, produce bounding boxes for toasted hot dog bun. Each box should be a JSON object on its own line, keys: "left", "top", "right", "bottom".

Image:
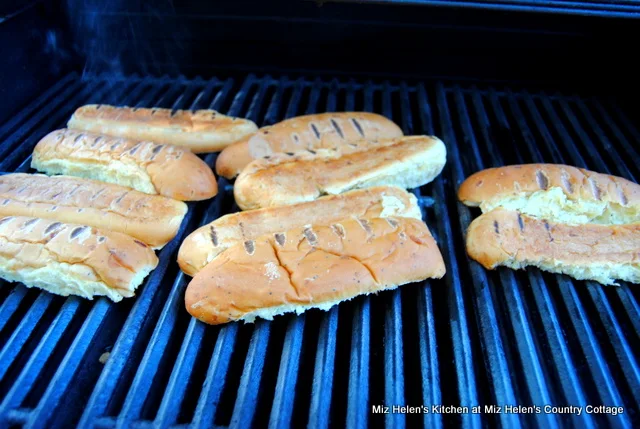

{"left": 0, "top": 173, "right": 186, "bottom": 248}
{"left": 185, "top": 216, "right": 445, "bottom": 324}
{"left": 234, "top": 136, "right": 446, "bottom": 210}
{"left": 177, "top": 186, "right": 421, "bottom": 276}
{"left": 68, "top": 104, "right": 257, "bottom": 153}
{"left": 458, "top": 164, "right": 640, "bottom": 225}
{"left": 215, "top": 112, "right": 403, "bottom": 178}
{"left": 31, "top": 129, "right": 217, "bottom": 201}
{"left": 466, "top": 208, "right": 640, "bottom": 286}
{"left": 0, "top": 216, "right": 158, "bottom": 301}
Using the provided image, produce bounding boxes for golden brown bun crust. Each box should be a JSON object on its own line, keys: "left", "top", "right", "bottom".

{"left": 0, "top": 174, "right": 187, "bottom": 248}
{"left": 0, "top": 216, "right": 158, "bottom": 299}
{"left": 466, "top": 209, "right": 640, "bottom": 285}
{"left": 68, "top": 104, "right": 258, "bottom": 153}
{"left": 458, "top": 164, "right": 640, "bottom": 209}
{"left": 215, "top": 112, "right": 404, "bottom": 178}
{"left": 233, "top": 136, "right": 446, "bottom": 210}
{"left": 177, "top": 186, "right": 421, "bottom": 276}
{"left": 31, "top": 129, "right": 217, "bottom": 201}
{"left": 186, "top": 217, "right": 446, "bottom": 324}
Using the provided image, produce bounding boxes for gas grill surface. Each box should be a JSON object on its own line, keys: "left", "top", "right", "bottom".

{"left": 0, "top": 73, "right": 638, "bottom": 429}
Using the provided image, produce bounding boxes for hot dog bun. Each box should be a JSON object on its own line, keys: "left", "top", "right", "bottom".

{"left": 466, "top": 208, "right": 640, "bottom": 285}
{"left": 31, "top": 129, "right": 217, "bottom": 201}
{"left": 216, "top": 112, "right": 403, "bottom": 178}
{"left": 234, "top": 136, "right": 446, "bottom": 210}
{"left": 0, "top": 173, "right": 186, "bottom": 248}
{"left": 177, "top": 186, "right": 421, "bottom": 276}
{"left": 186, "top": 216, "right": 445, "bottom": 324}
{"left": 0, "top": 216, "right": 158, "bottom": 301}
{"left": 68, "top": 104, "right": 257, "bottom": 153}
{"left": 458, "top": 164, "right": 640, "bottom": 225}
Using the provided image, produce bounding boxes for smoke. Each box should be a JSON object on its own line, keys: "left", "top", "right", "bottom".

{"left": 43, "top": 27, "right": 72, "bottom": 75}
{"left": 68, "top": 0, "right": 185, "bottom": 79}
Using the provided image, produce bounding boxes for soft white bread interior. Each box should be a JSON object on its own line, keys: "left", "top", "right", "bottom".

{"left": 215, "top": 112, "right": 403, "bottom": 178}
{"left": 0, "top": 173, "right": 187, "bottom": 248}
{"left": 68, "top": 104, "right": 258, "bottom": 153}
{"left": 458, "top": 164, "right": 640, "bottom": 225}
{"left": 0, "top": 216, "right": 158, "bottom": 301}
{"left": 234, "top": 135, "right": 447, "bottom": 210}
{"left": 185, "top": 216, "right": 446, "bottom": 325}
{"left": 465, "top": 208, "right": 640, "bottom": 286}
{"left": 177, "top": 186, "right": 421, "bottom": 276}
{"left": 31, "top": 129, "right": 217, "bottom": 201}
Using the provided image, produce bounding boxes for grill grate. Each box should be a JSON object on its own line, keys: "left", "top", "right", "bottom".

{"left": 0, "top": 73, "right": 638, "bottom": 428}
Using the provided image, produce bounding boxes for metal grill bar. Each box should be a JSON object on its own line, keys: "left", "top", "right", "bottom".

{"left": 151, "top": 80, "right": 235, "bottom": 429}
{"left": 185, "top": 78, "right": 257, "bottom": 429}
{"left": 0, "top": 286, "right": 28, "bottom": 333}
{"left": 66, "top": 81, "right": 199, "bottom": 425}
{"left": 381, "top": 85, "right": 407, "bottom": 429}
{"left": 230, "top": 321, "right": 270, "bottom": 428}
{"left": 267, "top": 79, "right": 308, "bottom": 429}
{"left": 431, "top": 84, "right": 482, "bottom": 429}
{"left": 225, "top": 77, "right": 277, "bottom": 429}
{"left": 497, "top": 87, "right": 635, "bottom": 429}
{"left": 0, "top": 80, "right": 116, "bottom": 172}
{"left": 438, "top": 84, "right": 522, "bottom": 429}
{"left": 0, "top": 78, "right": 83, "bottom": 165}
{"left": 24, "top": 300, "right": 111, "bottom": 428}
{"left": 0, "top": 293, "right": 53, "bottom": 383}
{"left": 114, "top": 79, "right": 226, "bottom": 427}
{"left": 0, "top": 78, "right": 156, "bottom": 407}
{"left": 536, "top": 98, "right": 640, "bottom": 415}
{"left": 412, "top": 86, "right": 443, "bottom": 429}
{"left": 305, "top": 80, "right": 338, "bottom": 429}
{"left": 586, "top": 101, "right": 640, "bottom": 178}
{"left": 243, "top": 82, "right": 302, "bottom": 428}
{"left": 480, "top": 88, "right": 594, "bottom": 427}
{"left": 0, "top": 74, "right": 75, "bottom": 142}
{"left": 0, "top": 73, "right": 638, "bottom": 428}
{"left": 345, "top": 81, "right": 371, "bottom": 429}
{"left": 466, "top": 90, "right": 559, "bottom": 429}
{"left": 76, "top": 78, "right": 241, "bottom": 428}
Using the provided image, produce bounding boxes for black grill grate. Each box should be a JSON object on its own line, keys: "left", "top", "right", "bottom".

{"left": 0, "top": 73, "right": 638, "bottom": 428}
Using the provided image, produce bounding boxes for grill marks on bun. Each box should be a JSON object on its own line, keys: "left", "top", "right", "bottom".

{"left": 458, "top": 164, "right": 640, "bottom": 226}
{"left": 215, "top": 112, "right": 404, "bottom": 179}
{"left": 460, "top": 164, "right": 640, "bottom": 286}
{"left": 185, "top": 217, "right": 446, "bottom": 325}
{"left": 0, "top": 215, "right": 159, "bottom": 301}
